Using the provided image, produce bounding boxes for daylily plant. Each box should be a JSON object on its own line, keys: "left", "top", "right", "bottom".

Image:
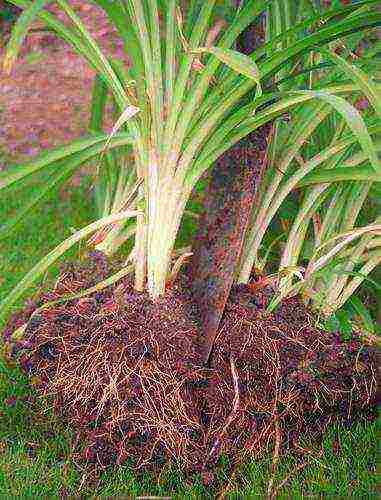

{"left": 0, "top": 0, "right": 380, "bottom": 325}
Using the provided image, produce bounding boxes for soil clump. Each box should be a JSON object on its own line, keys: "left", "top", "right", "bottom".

{"left": 3, "top": 254, "right": 379, "bottom": 474}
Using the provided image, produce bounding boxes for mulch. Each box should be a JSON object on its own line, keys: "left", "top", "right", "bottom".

{"left": 2, "top": 253, "right": 379, "bottom": 481}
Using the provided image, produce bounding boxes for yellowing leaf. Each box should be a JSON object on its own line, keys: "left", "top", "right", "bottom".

{"left": 96, "top": 104, "right": 140, "bottom": 175}
{"left": 103, "top": 105, "right": 140, "bottom": 153}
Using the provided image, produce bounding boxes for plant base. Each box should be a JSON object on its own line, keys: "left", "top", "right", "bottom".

{"left": 3, "top": 255, "right": 379, "bottom": 478}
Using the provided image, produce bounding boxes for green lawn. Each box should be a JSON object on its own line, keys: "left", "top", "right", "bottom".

{"left": 0, "top": 179, "right": 379, "bottom": 497}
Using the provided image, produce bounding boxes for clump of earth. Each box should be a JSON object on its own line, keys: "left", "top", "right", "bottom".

{"left": 3, "top": 253, "right": 378, "bottom": 479}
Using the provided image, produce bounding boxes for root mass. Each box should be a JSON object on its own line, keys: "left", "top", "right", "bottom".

{"left": 3, "top": 256, "right": 379, "bottom": 474}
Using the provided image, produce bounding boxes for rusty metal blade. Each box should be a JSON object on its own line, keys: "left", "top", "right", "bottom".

{"left": 190, "top": 124, "right": 272, "bottom": 364}
{"left": 189, "top": 16, "right": 272, "bottom": 364}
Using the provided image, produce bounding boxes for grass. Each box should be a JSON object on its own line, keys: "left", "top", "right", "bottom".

{"left": 0, "top": 174, "right": 94, "bottom": 326}
{"left": 0, "top": 179, "right": 379, "bottom": 497}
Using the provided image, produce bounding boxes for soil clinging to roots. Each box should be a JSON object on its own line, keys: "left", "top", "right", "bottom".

{"left": 3, "top": 254, "right": 379, "bottom": 476}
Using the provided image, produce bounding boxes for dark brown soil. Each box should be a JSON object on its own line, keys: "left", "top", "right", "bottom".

{"left": 2, "top": 254, "right": 379, "bottom": 476}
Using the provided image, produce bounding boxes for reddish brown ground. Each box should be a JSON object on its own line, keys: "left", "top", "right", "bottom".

{"left": 3, "top": 254, "right": 379, "bottom": 480}
{"left": 0, "top": 1, "right": 124, "bottom": 166}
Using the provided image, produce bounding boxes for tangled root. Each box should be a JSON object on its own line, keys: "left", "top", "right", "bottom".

{"left": 3, "top": 257, "right": 379, "bottom": 474}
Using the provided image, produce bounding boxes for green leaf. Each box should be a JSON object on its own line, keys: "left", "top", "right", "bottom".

{"left": 261, "top": 8, "right": 381, "bottom": 78}
{"left": 165, "top": 0, "right": 176, "bottom": 110}
{"left": 0, "top": 133, "right": 134, "bottom": 190}
{"left": 325, "top": 314, "right": 340, "bottom": 333}
{"left": 336, "top": 309, "right": 353, "bottom": 341}
{"left": 299, "top": 165, "right": 381, "bottom": 186}
{"left": 3, "top": 0, "right": 52, "bottom": 73}
{"left": 318, "top": 47, "right": 381, "bottom": 118}
{"left": 291, "top": 90, "right": 381, "bottom": 174}
{"left": 89, "top": 74, "right": 108, "bottom": 133}
{"left": 0, "top": 160, "right": 75, "bottom": 239}
{"left": 0, "top": 210, "right": 141, "bottom": 323}
{"left": 192, "top": 46, "right": 261, "bottom": 89}
{"left": 92, "top": 0, "right": 144, "bottom": 80}
{"left": 347, "top": 296, "right": 375, "bottom": 334}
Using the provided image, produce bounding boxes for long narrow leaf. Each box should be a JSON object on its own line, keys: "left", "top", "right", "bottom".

{"left": 192, "top": 46, "right": 261, "bottom": 87}
{"left": 3, "top": 0, "right": 52, "bottom": 73}
{"left": 0, "top": 133, "right": 134, "bottom": 190}
{"left": 319, "top": 48, "right": 381, "bottom": 118}
{"left": 299, "top": 165, "right": 381, "bottom": 185}
{"left": 0, "top": 161, "right": 75, "bottom": 239}
{"left": 89, "top": 74, "right": 108, "bottom": 133}
{"left": 0, "top": 210, "right": 141, "bottom": 323}
{"left": 291, "top": 90, "right": 381, "bottom": 173}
